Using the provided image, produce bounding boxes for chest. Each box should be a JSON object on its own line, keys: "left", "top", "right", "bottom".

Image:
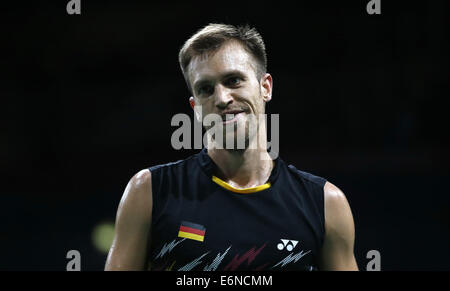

{"left": 150, "top": 187, "right": 321, "bottom": 271}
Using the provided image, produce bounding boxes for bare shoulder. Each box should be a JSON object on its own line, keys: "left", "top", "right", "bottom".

{"left": 127, "top": 169, "right": 152, "bottom": 193}
{"left": 323, "top": 181, "right": 349, "bottom": 208}
{"left": 323, "top": 181, "right": 354, "bottom": 237}
{"left": 118, "top": 169, "right": 153, "bottom": 216}
{"left": 129, "top": 169, "right": 152, "bottom": 189}
{"left": 105, "top": 169, "right": 153, "bottom": 270}
{"left": 319, "top": 181, "right": 358, "bottom": 270}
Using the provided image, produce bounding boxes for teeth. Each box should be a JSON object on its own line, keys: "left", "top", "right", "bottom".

{"left": 225, "top": 114, "right": 234, "bottom": 121}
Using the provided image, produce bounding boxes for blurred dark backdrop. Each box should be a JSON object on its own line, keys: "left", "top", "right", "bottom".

{"left": 1, "top": 0, "right": 449, "bottom": 270}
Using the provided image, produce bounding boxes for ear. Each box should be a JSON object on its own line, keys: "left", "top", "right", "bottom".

{"left": 261, "top": 73, "right": 273, "bottom": 103}
{"left": 189, "top": 96, "right": 196, "bottom": 109}
{"left": 189, "top": 96, "right": 202, "bottom": 122}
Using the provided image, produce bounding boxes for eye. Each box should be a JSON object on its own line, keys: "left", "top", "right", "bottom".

{"left": 197, "top": 85, "right": 214, "bottom": 96}
{"left": 225, "top": 77, "right": 242, "bottom": 87}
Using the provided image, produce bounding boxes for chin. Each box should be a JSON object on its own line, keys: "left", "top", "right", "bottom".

{"left": 227, "top": 127, "right": 249, "bottom": 148}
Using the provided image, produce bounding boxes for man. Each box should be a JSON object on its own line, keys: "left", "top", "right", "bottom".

{"left": 105, "top": 23, "right": 358, "bottom": 271}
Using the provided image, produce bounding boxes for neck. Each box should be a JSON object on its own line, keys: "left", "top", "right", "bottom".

{"left": 207, "top": 142, "right": 274, "bottom": 189}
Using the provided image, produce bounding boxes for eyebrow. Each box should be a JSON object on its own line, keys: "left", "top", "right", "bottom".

{"left": 193, "top": 70, "right": 246, "bottom": 92}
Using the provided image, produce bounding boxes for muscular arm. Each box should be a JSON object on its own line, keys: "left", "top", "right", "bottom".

{"left": 318, "top": 181, "right": 358, "bottom": 271}
{"left": 105, "top": 169, "right": 153, "bottom": 270}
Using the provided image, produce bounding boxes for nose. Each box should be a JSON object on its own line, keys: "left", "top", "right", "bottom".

{"left": 214, "top": 84, "right": 233, "bottom": 109}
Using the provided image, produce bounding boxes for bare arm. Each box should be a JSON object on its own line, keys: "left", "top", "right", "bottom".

{"left": 105, "top": 169, "right": 153, "bottom": 270}
{"left": 318, "top": 181, "right": 358, "bottom": 271}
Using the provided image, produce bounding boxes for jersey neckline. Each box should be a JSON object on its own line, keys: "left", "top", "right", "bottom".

{"left": 196, "top": 148, "right": 282, "bottom": 194}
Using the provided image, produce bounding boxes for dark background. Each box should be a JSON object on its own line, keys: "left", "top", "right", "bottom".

{"left": 1, "top": 0, "right": 449, "bottom": 270}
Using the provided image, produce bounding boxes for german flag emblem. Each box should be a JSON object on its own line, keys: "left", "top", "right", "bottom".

{"left": 178, "top": 221, "right": 206, "bottom": 242}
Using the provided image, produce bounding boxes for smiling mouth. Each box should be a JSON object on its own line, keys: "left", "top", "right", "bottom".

{"left": 221, "top": 110, "right": 245, "bottom": 124}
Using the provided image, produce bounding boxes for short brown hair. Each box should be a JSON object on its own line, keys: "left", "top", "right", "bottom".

{"left": 178, "top": 23, "right": 267, "bottom": 93}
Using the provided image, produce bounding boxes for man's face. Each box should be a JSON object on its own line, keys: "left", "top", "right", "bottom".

{"left": 187, "top": 41, "right": 272, "bottom": 149}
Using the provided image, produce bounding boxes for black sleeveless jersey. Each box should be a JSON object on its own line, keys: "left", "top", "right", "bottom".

{"left": 148, "top": 149, "right": 326, "bottom": 271}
